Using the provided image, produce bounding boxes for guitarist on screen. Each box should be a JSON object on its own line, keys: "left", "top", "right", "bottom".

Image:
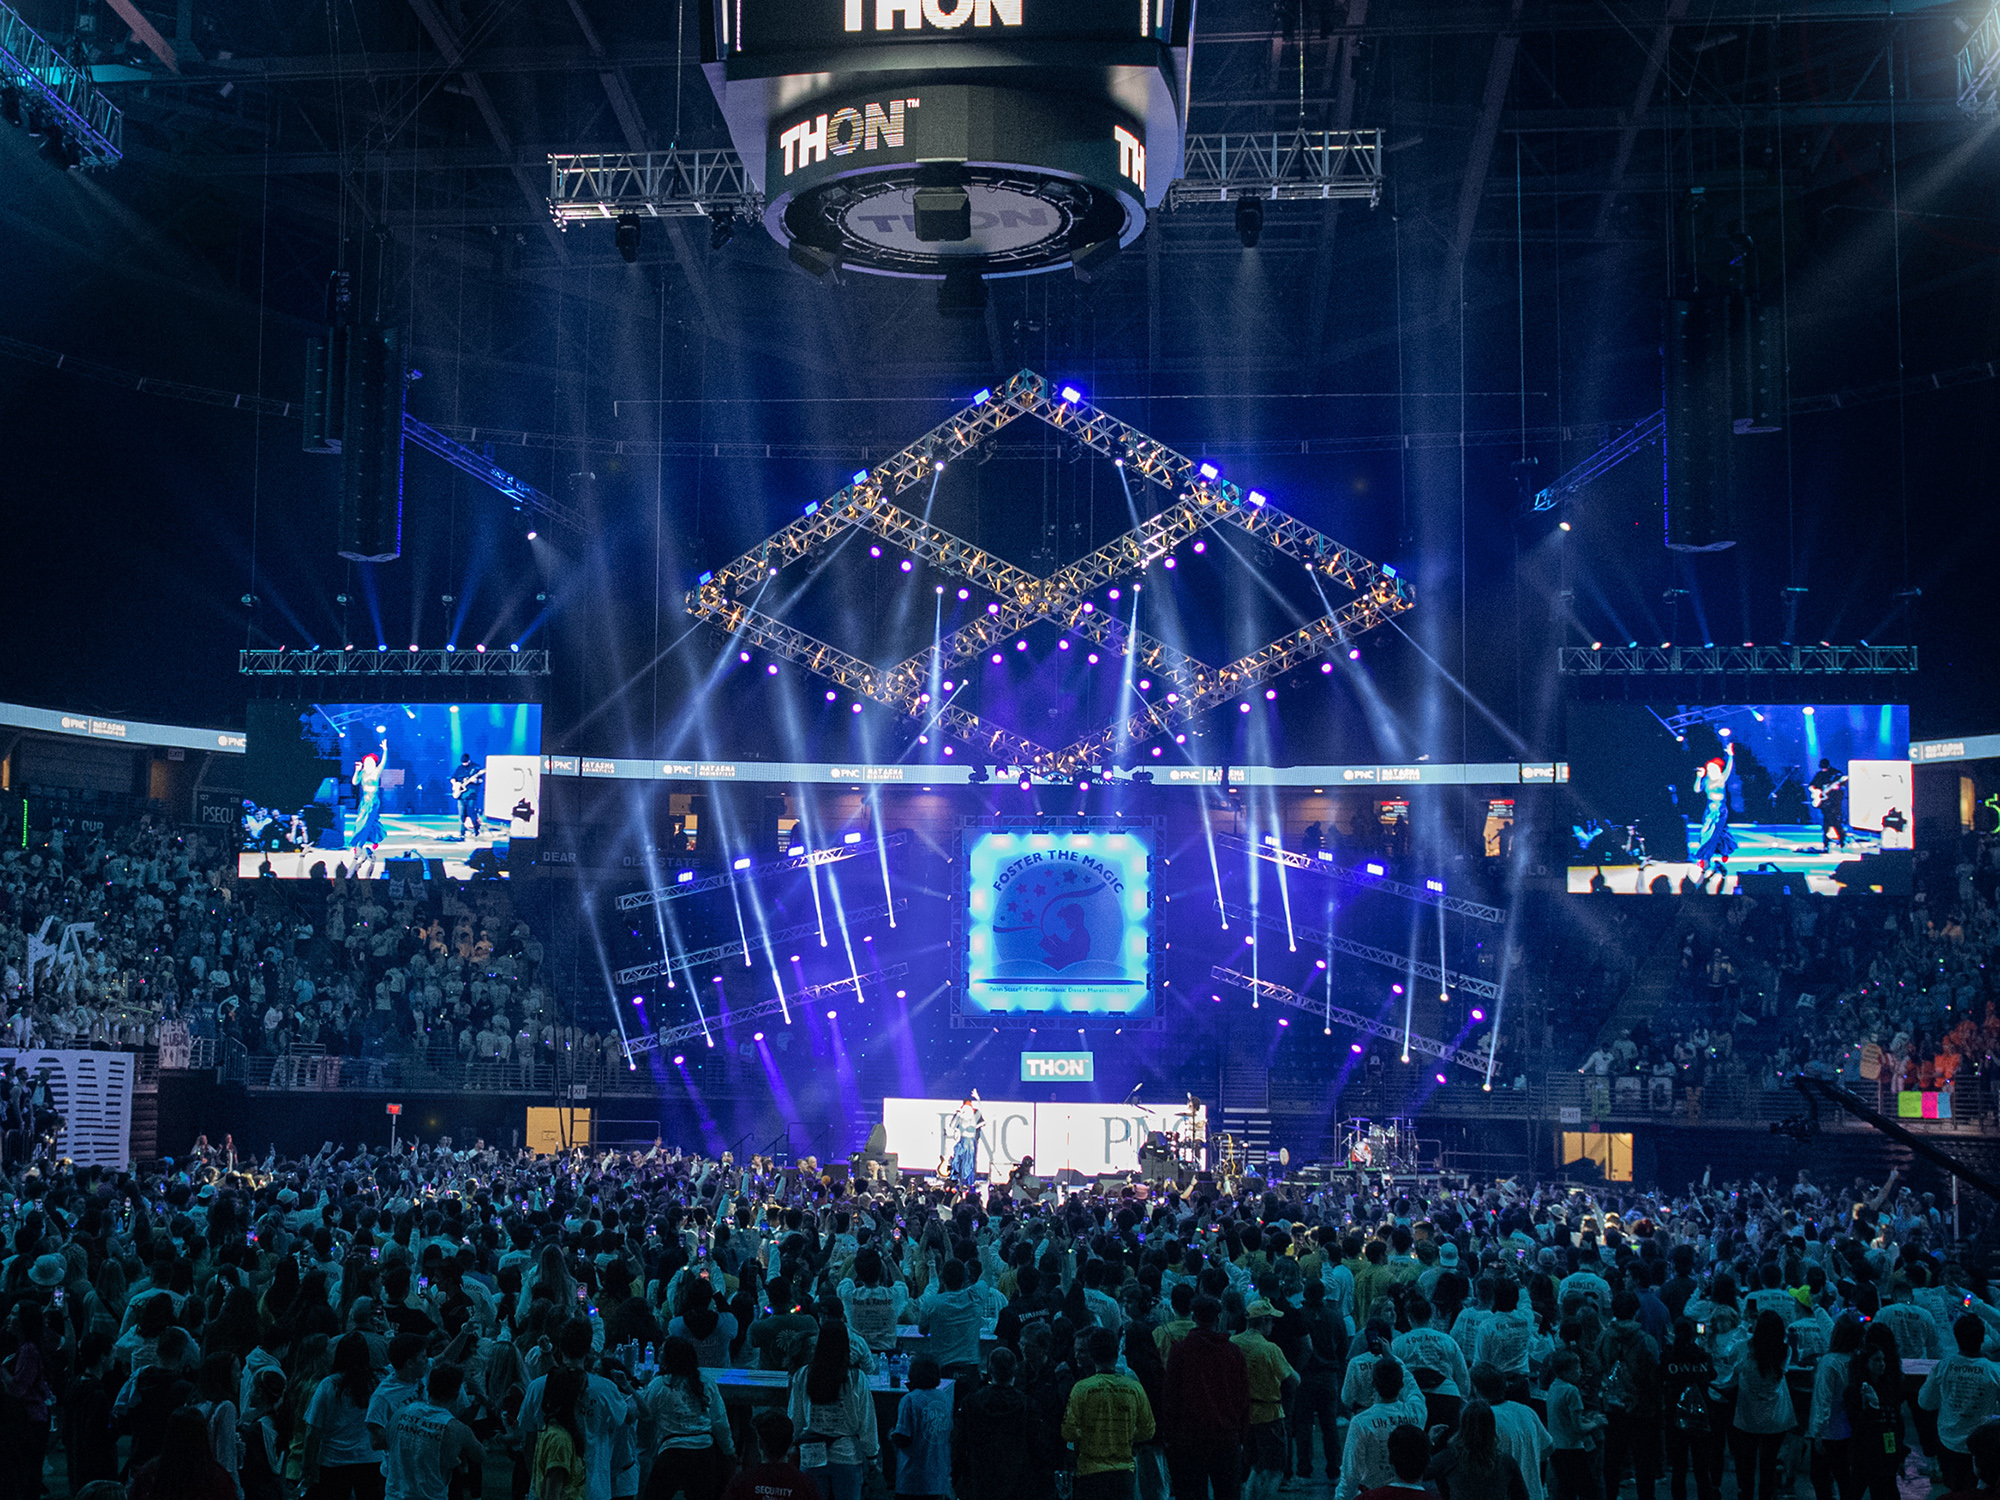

{"left": 452, "top": 753, "right": 486, "bottom": 842}
{"left": 1809, "top": 758, "right": 1848, "bottom": 853}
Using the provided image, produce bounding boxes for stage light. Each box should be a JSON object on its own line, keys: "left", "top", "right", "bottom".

{"left": 1591, "top": 641, "right": 1602, "bottom": 650}
{"left": 1108, "top": 588, "right": 1121, "bottom": 601}
{"left": 972, "top": 388, "right": 992, "bottom": 405}
{"left": 676, "top": 871, "right": 695, "bottom": 884}
{"left": 943, "top": 746, "right": 953, "bottom": 755}
{"left": 672, "top": 1053, "right": 685, "bottom": 1065}
{"left": 1175, "top": 734, "right": 1186, "bottom": 744}
{"left": 1193, "top": 540, "right": 1207, "bottom": 554}
{"left": 1087, "top": 653, "right": 1099, "bottom": 664}
{"left": 1018, "top": 773, "right": 1032, "bottom": 791}
{"left": 991, "top": 653, "right": 1003, "bottom": 665}
{"left": 1239, "top": 704, "right": 1250, "bottom": 714}
{"left": 943, "top": 680, "right": 954, "bottom": 691}
{"left": 1803, "top": 705, "right": 1815, "bottom": 715}
{"left": 869, "top": 544, "right": 882, "bottom": 558}
{"left": 1264, "top": 689, "right": 1277, "bottom": 700}
{"left": 1015, "top": 640, "right": 1028, "bottom": 651}
{"left": 733, "top": 857, "right": 751, "bottom": 870}
{"left": 1166, "top": 692, "right": 1180, "bottom": 703}
{"left": 1321, "top": 662, "right": 1333, "bottom": 673}
{"left": 1425, "top": 879, "right": 1444, "bottom": 892}
{"left": 1234, "top": 197, "right": 1263, "bottom": 247}
{"left": 766, "top": 663, "right": 779, "bottom": 675}
{"left": 1392, "top": 984, "right": 1403, "bottom": 995}
{"left": 900, "top": 559, "right": 913, "bottom": 572}
{"left": 1151, "top": 747, "right": 1162, "bottom": 756}
{"left": 852, "top": 469, "right": 870, "bottom": 484}
{"left": 957, "top": 588, "right": 970, "bottom": 600}
{"left": 1060, "top": 386, "right": 1082, "bottom": 403}
{"left": 1348, "top": 647, "right": 1361, "bottom": 660}
{"left": 1351, "top": 1043, "right": 1363, "bottom": 1054}
{"left": 1247, "top": 491, "right": 1267, "bottom": 507}
{"left": 1199, "top": 463, "right": 1218, "bottom": 479}
{"left": 1138, "top": 678, "right": 1151, "bottom": 690}
{"left": 409, "top": 644, "right": 419, "bottom": 651}
{"left": 1059, "top": 639, "right": 1070, "bottom": 650}
{"left": 526, "top": 530, "right": 537, "bottom": 540}
{"left": 826, "top": 1008, "right": 837, "bottom": 1019}
{"left": 1471, "top": 1008, "right": 1485, "bottom": 1020}
{"left": 739, "top": 651, "right": 751, "bottom": 662}
{"left": 615, "top": 213, "right": 641, "bottom": 263}
{"left": 826, "top": 690, "right": 837, "bottom": 701}
{"left": 843, "top": 832, "right": 862, "bottom": 844}
{"left": 1558, "top": 520, "right": 1571, "bottom": 531}
{"left": 851, "top": 703, "right": 863, "bottom": 714}
{"left": 1164, "top": 557, "right": 1176, "bottom": 569}
{"left": 1366, "top": 862, "right": 1384, "bottom": 875}
{"left": 1081, "top": 602, "right": 1096, "bottom": 614}
{"left": 1436, "top": 1072, "right": 1448, "bottom": 1084}
{"left": 1279, "top": 1018, "right": 1289, "bottom": 1027}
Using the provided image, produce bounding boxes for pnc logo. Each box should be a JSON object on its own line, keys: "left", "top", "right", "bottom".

{"left": 842, "top": 0, "right": 1022, "bottom": 32}
{"left": 780, "top": 98, "right": 918, "bottom": 176}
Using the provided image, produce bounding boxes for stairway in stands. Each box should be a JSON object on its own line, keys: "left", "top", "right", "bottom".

{"left": 1592, "top": 900, "right": 1722, "bottom": 1048}
{"left": 1220, "top": 1057, "right": 1272, "bottom": 1171}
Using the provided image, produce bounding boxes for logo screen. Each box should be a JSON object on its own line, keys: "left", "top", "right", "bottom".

{"left": 962, "top": 829, "right": 1152, "bottom": 1016}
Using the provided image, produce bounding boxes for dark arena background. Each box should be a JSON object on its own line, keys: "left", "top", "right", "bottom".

{"left": 7, "top": 0, "right": 2000, "bottom": 1199}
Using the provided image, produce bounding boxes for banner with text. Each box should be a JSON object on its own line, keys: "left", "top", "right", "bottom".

{"left": 880, "top": 1095, "right": 1182, "bottom": 1177}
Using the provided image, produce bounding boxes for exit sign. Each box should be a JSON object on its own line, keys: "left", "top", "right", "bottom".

{"left": 1022, "top": 1052, "right": 1094, "bottom": 1082}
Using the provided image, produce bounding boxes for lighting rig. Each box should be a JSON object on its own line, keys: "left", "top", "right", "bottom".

{"left": 1214, "top": 902, "right": 1499, "bottom": 1002}
{"left": 1217, "top": 832, "right": 1506, "bottom": 923}
{"left": 0, "top": 3, "right": 123, "bottom": 169}
{"left": 613, "top": 900, "right": 905, "bottom": 987}
{"left": 1210, "top": 967, "right": 1490, "bottom": 1073}
{"left": 687, "top": 370, "right": 1414, "bottom": 777}
{"left": 615, "top": 831, "right": 910, "bottom": 912}
{"left": 621, "top": 966, "right": 909, "bottom": 1059}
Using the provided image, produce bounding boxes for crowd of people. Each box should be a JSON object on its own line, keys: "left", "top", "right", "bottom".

{"left": 1575, "top": 838, "right": 2000, "bottom": 1116}
{"left": 0, "top": 1135, "right": 1984, "bottom": 1500}
{"left": 0, "top": 815, "right": 651, "bottom": 1090}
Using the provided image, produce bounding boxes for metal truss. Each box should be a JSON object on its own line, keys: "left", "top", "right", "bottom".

{"left": 547, "top": 135, "right": 1381, "bottom": 224}
{"left": 1215, "top": 833, "right": 1506, "bottom": 924}
{"left": 613, "top": 900, "right": 904, "bottom": 986}
{"left": 1961, "top": 3, "right": 2000, "bottom": 113}
{"left": 547, "top": 149, "right": 763, "bottom": 225}
{"left": 621, "top": 966, "right": 908, "bottom": 1057}
{"left": 1216, "top": 901, "right": 1501, "bottom": 1001}
{"left": 403, "top": 415, "right": 579, "bottom": 531}
{"left": 239, "top": 649, "right": 551, "bottom": 676}
{"left": 614, "top": 832, "right": 909, "bottom": 912}
{"left": 1649, "top": 705, "right": 1756, "bottom": 737}
{"left": 1168, "top": 130, "right": 1384, "bottom": 208}
{"left": 1559, "top": 644, "right": 1918, "bottom": 675}
{"left": 1210, "top": 967, "right": 1489, "bottom": 1073}
{"left": 687, "top": 371, "right": 1413, "bottom": 776}
{"left": 0, "top": 3, "right": 123, "bottom": 167}
{"left": 1532, "top": 408, "right": 1663, "bottom": 511}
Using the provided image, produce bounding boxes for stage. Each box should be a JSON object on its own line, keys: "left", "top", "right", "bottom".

{"left": 236, "top": 813, "right": 514, "bottom": 881}
{"left": 1568, "top": 823, "right": 1904, "bottom": 896}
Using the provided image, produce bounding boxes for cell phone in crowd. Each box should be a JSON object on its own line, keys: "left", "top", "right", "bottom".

{"left": 370, "top": 1248, "right": 380, "bottom": 1261}
{"left": 418, "top": 1276, "right": 429, "bottom": 1291}
{"left": 51, "top": 1288, "right": 63, "bottom": 1306}
{"left": 246, "top": 1231, "right": 257, "bottom": 1247}
{"left": 577, "top": 1285, "right": 588, "bottom": 1301}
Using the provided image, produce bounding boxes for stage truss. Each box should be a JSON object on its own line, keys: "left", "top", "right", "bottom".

{"left": 620, "top": 965, "right": 908, "bottom": 1058}
{"left": 686, "top": 371, "right": 1415, "bottom": 776}
{"left": 1210, "top": 966, "right": 1490, "bottom": 1074}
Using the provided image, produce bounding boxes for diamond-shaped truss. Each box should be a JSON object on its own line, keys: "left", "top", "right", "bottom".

{"left": 685, "top": 371, "right": 1415, "bottom": 775}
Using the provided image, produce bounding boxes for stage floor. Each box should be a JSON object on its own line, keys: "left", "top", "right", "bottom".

{"left": 238, "top": 813, "right": 512, "bottom": 881}
{"left": 1568, "top": 823, "right": 1896, "bottom": 896}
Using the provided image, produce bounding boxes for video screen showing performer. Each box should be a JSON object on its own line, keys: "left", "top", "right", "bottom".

{"left": 238, "top": 701, "right": 542, "bottom": 880}
{"left": 1566, "top": 703, "right": 1911, "bottom": 896}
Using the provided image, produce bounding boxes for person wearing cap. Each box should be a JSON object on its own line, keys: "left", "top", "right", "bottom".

{"left": 1233, "top": 1300, "right": 1298, "bottom": 1500}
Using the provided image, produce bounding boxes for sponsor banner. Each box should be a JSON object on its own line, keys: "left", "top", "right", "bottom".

{"left": 0, "top": 700, "right": 244, "bottom": 754}
{"left": 881, "top": 1096, "right": 1180, "bottom": 1177}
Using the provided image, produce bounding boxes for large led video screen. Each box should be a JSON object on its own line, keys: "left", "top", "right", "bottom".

{"left": 960, "top": 828, "right": 1154, "bottom": 1016}
{"left": 1567, "top": 703, "right": 1910, "bottom": 896}
{"left": 239, "top": 702, "right": 541, "bottom": 880}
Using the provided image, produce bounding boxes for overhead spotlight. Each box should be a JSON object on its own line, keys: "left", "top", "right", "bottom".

{"left": 1234, "top": 196, "right": 1264, "bottom": 248}
{"left": 708, "top": 209, "right": 735, "bottom": 251}
{"left": 525, "top": 529, "right": 537, "bottom": 540}
{"left": 614, "top": 213, "right": 641, "bottom": 264}
{"left": 1018, "top": 773, "right": 1032, "bottom": 791}
{"left": 1558, "top": 519, "right": 1572, "bottom": 532}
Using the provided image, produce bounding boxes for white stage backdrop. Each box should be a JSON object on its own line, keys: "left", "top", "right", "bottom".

{"left": 881, "top": 1096, "right": 1195, "bottom": 1178}
{"left": 0, "top": 1050, "right": 135, "bottom": 1168}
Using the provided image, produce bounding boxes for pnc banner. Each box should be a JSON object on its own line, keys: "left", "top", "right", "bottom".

{"left": 880, "top": 1095, "right": 1178, "bottom": 1177}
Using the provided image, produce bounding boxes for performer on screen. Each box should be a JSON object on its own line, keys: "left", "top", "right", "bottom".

{"left": 349, "top": 738, "right": 388, "bottom": 861}
{"left": 1809, "top": 758, "right": 1849, "bottom": 853}
{"left": 452, "top": 753, "right": 486, "bottom": 841}
{"left": 1692, "top": 741, "right": 1736, "bottom": 886}
{"left": 947, "top": 1092, "right": 983, "bottom": 1188}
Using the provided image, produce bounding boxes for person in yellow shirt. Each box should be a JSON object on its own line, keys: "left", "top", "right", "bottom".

{"left": 1062, "top": 1326, "right": 1158, "bottom": 1500}
{"left": 1233, "top": 1299, "right": 1301, "bottom": 1500}
{"left": 1153, "top": 1284, "right": 1197, "bottom": 1364}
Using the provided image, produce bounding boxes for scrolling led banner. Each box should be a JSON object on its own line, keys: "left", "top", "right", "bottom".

{"left": 962, "top": 829, "right": 1153, "bottom": 1016}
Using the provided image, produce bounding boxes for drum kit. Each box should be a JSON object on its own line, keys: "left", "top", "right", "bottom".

{"left": 1343, "top": 1117, "right": 1417, "bottom": 1175}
